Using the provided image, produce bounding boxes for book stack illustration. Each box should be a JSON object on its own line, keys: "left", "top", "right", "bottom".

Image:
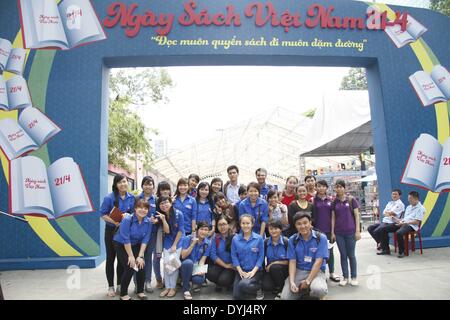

{"left": 0, "top": 0, "right": 105, "bottom": 220}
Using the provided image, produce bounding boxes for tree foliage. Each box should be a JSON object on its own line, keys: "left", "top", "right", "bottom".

{"left": 108, "top": 69, "right": 173, "bottom": 172}
{"left": 430, "top": 0, "right": 450, "bottom": 16}
{"left": 340, "top": 68, "right": 368, "bottom": 90}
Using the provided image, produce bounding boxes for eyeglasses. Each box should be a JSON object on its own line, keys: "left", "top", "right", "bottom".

{"left": 218, "top": 223, "right": 228, "bottom": 227}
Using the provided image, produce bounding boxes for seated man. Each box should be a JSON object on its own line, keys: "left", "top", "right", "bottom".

{"left": 394, "top": 191, "right": 425, "bottom": 258}
{"left": 280, "top": 212, "right": 328, "bottom": 300}
{"left": 367, "top": 189, "right": 405, "bottom": 255}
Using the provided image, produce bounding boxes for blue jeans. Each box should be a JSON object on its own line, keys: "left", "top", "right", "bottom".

{"left": 336, "top": 234, "right": 357, "bottom": 279}
{"left": 233, "top": 270, "right": 262, "bottom": 300}
{"left": 144, "top": 232, "right": 162, "bottom": 282}
{"left": 180, "top": 259, "right": 206, "bottom": 292}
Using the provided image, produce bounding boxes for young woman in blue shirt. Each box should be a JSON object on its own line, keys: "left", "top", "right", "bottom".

{"left": 231, "top": 214, "right": 265, "bottom": 300}
{"left": 99, "top": 174, "right": 135, "bottom": 297}
{"left": 113, "top": 198, "right": 152, "bottom": 300}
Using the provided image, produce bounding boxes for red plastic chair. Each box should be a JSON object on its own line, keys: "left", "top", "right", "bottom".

{"left": 394, "top": 221, "right": 423, "bottom": 256}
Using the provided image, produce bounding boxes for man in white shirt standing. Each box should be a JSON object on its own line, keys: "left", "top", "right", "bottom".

{"left": 367, "top": 189, "right": 405, "bottom": 255}
{"left": 394, "top": 191, "right": 425, "bottom": 258}
{"left": 223, "top": 165, "right": 243, "bottom": 204}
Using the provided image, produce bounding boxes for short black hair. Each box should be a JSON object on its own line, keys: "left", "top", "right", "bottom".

{"left": 141, "top": 176, "right": 155, "bottom": 189}
{"left": 196, "top": 221, "right": 210, "bottom": 230}
{"left": 317, "top": 180, "right": 328, "bottom": 188}
{"left": 293, "top": 212, "right": 312, "bottom": 224}
{"left": 247, "top": 182, "right": 261, "bottom": 194}
{"left": 238, "top": 185, "right": 247, "bottom": 196}
{"left": 335, "top": 179, "right": 346, "bottom": 188}
{"left": 268, "top": 219, "right": 283, "bottom": 230}
{"left": 267, "top": 189, "right": 278, "bottom": 199}
{"left": 188, "top": 174, "right": 200, "bottom": 183}
{"left": 392, "top": 189, "right": 402, "bottom": 196}
{"left": 227, "top": 165, "right": 239, "bottom": 174}
{"left": 255, "top": 168, "right": 267, "bottom": 175}
{"left": 304, "top": 175, "right": 316, "bottom": 183}
{"left": 409, "top": 191, "right": 420, "bottom": 200}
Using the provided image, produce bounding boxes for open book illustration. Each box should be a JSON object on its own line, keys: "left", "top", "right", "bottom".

{"left": 409, "top": 65, "right": 450, "bottom": 107}
{"left": 0, "top": 76, "right": 32, "bottom": 110}
{"left": 0, "top": 107, "right": 61, "bottom": 160}
{"left": 385, "top": 15, "right": 427, "bottom": 48}
{"left": 19, "top": 0, "right": 107, "bottom": 50}
{"left": 0, "top": 38, "right": 27, "bottom": 75}
{"left": 401, "top": 133, "right": 450, "bottom": 193}
{"left": 9, "top": 156, "right": 94, "bottom": 219}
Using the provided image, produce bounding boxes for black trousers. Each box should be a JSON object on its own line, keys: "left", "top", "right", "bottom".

{"left": 206, "top": 264, "right": 235, "bottom": 288}
{"left": 325, "top": 232, "right": 335, "bottom": 274}
{"left": 105, "top": 225, "right": 124, "bottom": 287}
{"left": 396, "top": 225, "right": 415, "bottom": 254}
{"left": 114, "top": 241, "right": 145, "bottom": 297}
{"left": 262, "top": 264, "right": 288, "bottom": 292}
{"left": 368, "top": 223, "right": 400, "bottom": 251}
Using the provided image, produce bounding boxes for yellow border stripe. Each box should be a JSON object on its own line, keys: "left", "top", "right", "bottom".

{"left": 25, "top": 216, "right": 82, "bottom": 256}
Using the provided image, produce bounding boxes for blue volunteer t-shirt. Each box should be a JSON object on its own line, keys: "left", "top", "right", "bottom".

{"left": 287, "top": 230, "right": 329, "bottom": 271}
{"left": 181, "top": 235, "right": 211, "bottom": 263}
{"left": 99, "top": 192, "right": 135, "bottom": 227}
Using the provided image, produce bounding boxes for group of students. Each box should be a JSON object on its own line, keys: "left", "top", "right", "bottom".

{"left": 99, "top": 165, "right": 367, "bottom": 300}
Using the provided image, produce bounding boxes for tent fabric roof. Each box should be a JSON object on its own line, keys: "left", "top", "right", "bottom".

{"left": 300, "top": 91, "right": 372, "bottom": 157}
{"left": 152, "top": 107, "right": 313, "bottom": 185}
{"left": 152, "top": 91, "right": 372, "bottom": 185}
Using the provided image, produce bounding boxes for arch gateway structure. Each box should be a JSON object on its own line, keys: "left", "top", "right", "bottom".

{"left": 0, "top": 0, "right": 449, "bottom": 270}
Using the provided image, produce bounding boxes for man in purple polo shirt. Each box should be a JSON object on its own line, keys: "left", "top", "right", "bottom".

{"left": 313, "top": 180, "right": 340, "bottom": 282}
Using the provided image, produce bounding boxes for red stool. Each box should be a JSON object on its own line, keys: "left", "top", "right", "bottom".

{"left": 393, "top": 222, "right": 423, "bottom": 256}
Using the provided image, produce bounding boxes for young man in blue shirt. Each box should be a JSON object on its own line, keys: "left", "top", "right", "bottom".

{"left": 281, "top": 212, "right": 328, "bottom": 300}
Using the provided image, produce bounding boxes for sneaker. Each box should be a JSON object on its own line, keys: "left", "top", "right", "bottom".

{"left": 339, "top": 279, "right": 348, "bottom": 287}
{"left": 350, "top": 279, "right": 359, "bottom": 286}
{"left": 145, "top": 281, "right": 153, "bottom": 293}
{"left": 274, "top": 292, "right": 282, "bottom": 300}
{"left": 115, "top": 285, "right": 121, "bottom": 295}
{"left": 397, "top": 253, "right": 405, "bottom": 258}
{"left": 107, "top": 287, "right": 116, "bottom": 297}
{"left": 376, "top": 243, "right": 382, "bottom": 251}
{"left": 377, "top": 250, "right": 391, "bottom": 255}
{"left": 256, "top": 289, "right": 264, "bottom": 300}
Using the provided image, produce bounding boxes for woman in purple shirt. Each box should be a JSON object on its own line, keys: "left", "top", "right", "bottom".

{"left": 313, "top": 180, "right": 340, "bottom": 283}
{"left": 331, "top": 180, "right": 361, "bottom": 287}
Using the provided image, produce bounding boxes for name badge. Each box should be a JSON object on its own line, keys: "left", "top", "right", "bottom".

{"left": 345, "top": 203, "right": 350, "bottom": 207}
{"left": 186, "top": 205, "right": 192, "bottom": 209}
{"left": 327, "top": 202, "right": 331, "bottom": 206}
{"left": 304, "top": 256, "right": 312, "bottom": 263}
{"left": 251, "top": 247, "right": 259, "bottom": 253}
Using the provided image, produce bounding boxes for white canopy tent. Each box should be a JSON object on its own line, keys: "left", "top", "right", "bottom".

{"left": 300, "top": 91, "right": 372, "bottom": 157}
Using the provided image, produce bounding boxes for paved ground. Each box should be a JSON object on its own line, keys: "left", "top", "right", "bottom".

{"left": 1, "top": 231, "right": 450, "bottom": 300}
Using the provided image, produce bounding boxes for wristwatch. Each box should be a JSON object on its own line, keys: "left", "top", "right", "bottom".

{"left": 137, "top": 256, "right": 144, "bottom": 259}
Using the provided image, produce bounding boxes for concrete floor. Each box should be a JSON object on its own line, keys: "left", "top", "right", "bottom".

{"left": 1, "top": 231, "right": 450, "bottom": 300}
